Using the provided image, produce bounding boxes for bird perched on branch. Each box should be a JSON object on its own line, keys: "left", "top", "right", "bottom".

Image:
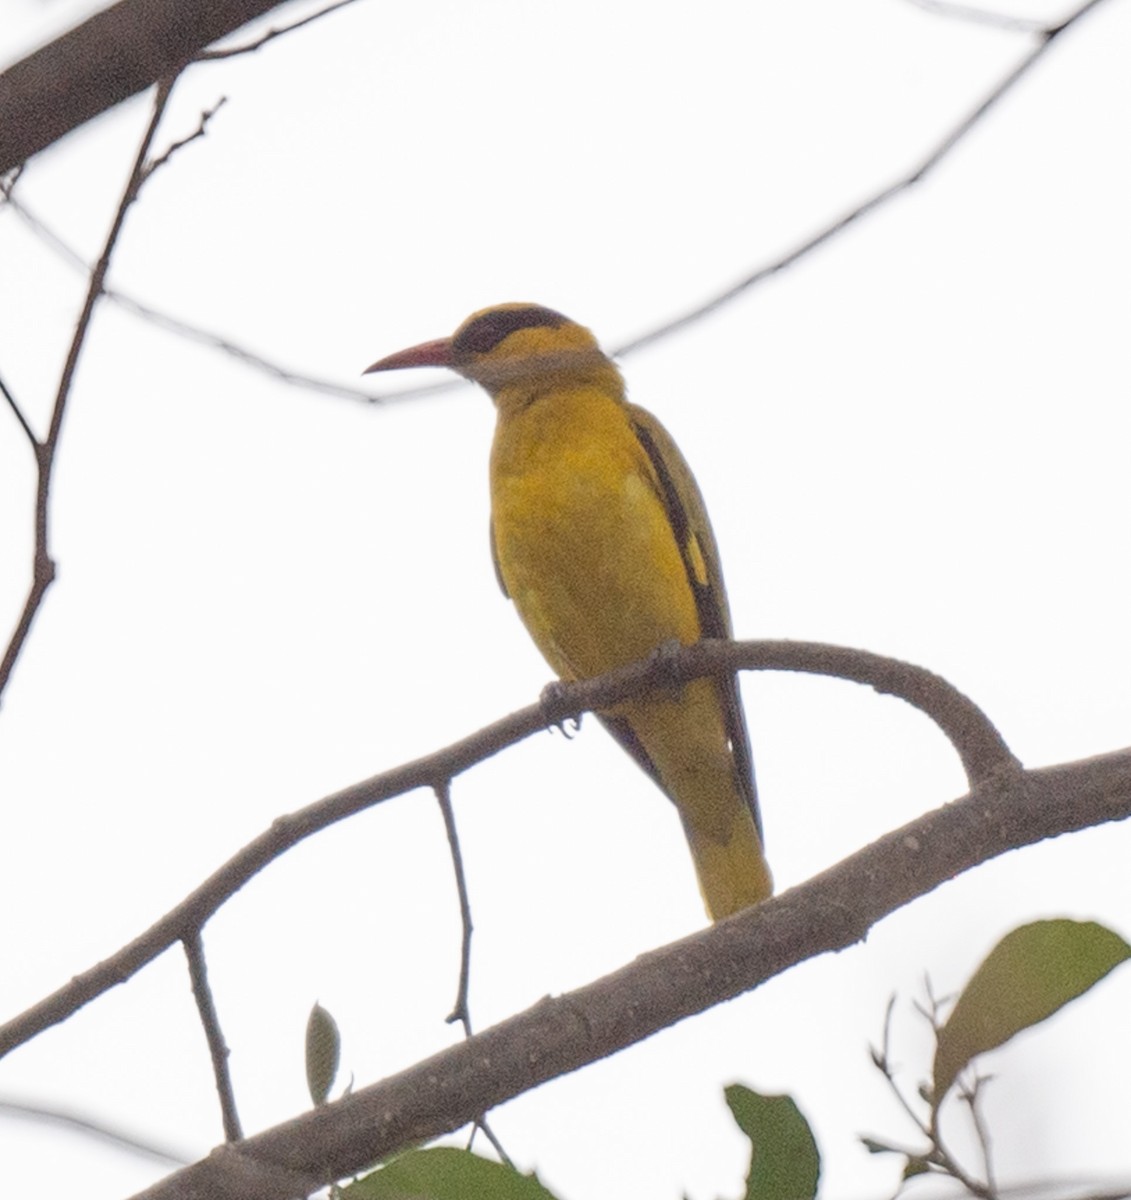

{"left": 365, "top": 303, "right": 771, "bottom": 920}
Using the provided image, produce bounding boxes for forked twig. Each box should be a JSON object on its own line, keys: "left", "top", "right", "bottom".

{"left": 0, "top": 77, "right": 179, "bottom": 701}
{"left": 0, "top": 637, "right": 1025, "bottom": 1060}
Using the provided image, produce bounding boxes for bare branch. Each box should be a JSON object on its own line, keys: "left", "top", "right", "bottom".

{"left": 612, "top": 0, "right": 1111, "bottom": 357}
{"left": 433, "top": 781, "right": 512, "bottom": 1164}
{"left": 0, "top": 1096, "right": 192, "bottom": 1167}
{"left": 1, "top": 0, "right": 1113, "bottom": 399}
{"left": 436, "top": 782, "right": 476, "bottom": 1036}
{"left": 0, "top": 77, "right": 178, "bottom": 703}
{"left": 104, "top": 288, "right": 440, "bottom": 404}
{"left": 197, "top": 0, "right": 364, "bottom": 60}
{"left": 0, "top": 372, "right": 37, "bottom": 449}
{"left": 183, "top": 934, "right": 242, "bottom": 1142}
{"left": 128, "top": 745, "right": 1131, "bottom": 1200}
{"left": 0, "top": 638, "right": 1021, "bottom": 1058}
{"left": 1, "top": 186, "right": 442, "bottom": 405}
{"left": 961, "top": 1076, "right": 998, "bottom": 1196}
{"left": 0, "top": 0, "right": 288, "bottom": 173}
{"left": 903, "top": 0, "right": 1048, "bottom": 34}
{"left": 469, "top": 1118, "right": 514, "bottom": 1170}
{"left": 870, "top": 1000, "right": 934, "bottom": 1145}
{"left": 142, "top": 96, "right": 228, "bottom": 179}
{"left": 612, "top": 640, "right": 1020, "bottom": 788}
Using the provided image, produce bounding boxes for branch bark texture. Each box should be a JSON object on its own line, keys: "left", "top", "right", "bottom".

{"left": 0, "top": 639, "right": 1013, "bottom": 1059}
{"left": 0, "top": 0, "right": 286, "bottom": 173}
{"left": 131, "top": 744, "right": 1131, "bottom": 1199}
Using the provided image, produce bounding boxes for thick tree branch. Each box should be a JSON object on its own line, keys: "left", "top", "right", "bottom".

{"left": 0, "top": 641, "right": 1011, "bottom": 1057}
{"left": 0, "top": 639, "right": 1013, "bottom": 1059}
{"left": 0, "top": 0, "right": 287, "bottom": 173}
{"left": 130, "top": 745, "right": 1131, "bottom": 1200}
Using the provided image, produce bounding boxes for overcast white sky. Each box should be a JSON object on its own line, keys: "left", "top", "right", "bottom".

{"left": 1, "top": 1, "right": 1129, "bottom": 1197}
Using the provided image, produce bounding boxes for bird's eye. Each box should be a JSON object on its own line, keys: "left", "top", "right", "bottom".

{"left": 454, "top": 306, "right": 567, "bottom": 356}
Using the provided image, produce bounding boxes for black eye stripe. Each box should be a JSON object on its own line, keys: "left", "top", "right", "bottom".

{"left": 453, "top": 306, "right": 567, "bottom": 356}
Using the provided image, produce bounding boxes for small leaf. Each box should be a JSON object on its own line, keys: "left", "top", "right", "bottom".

{"left": 933, "top": 919, "right": 1130, "bottom": 1104}
{"left": 342, "top": 1146, "right": 560, "bottom": 1199}
{"left": 726, "top": 1084, "right": 820, "bottom": 1200}
{"left": 306, "top": 1002, "right": 341, "bottom": 1107}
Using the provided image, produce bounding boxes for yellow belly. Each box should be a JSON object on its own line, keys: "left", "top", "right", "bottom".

{"left": 490, "top": 385, "right": 698, "bottom": 681}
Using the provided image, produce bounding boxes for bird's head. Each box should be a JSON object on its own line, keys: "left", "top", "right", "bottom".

{"left": 364, "top": 303, "right": 623, "bottom": 403}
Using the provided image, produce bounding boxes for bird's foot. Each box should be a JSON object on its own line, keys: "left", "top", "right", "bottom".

{"left": 539, "top": 679, "right": 583, "bottom": 738}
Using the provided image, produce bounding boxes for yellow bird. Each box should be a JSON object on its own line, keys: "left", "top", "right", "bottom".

{"left": 365, "top": 304, "right": 771, "bottom": 920}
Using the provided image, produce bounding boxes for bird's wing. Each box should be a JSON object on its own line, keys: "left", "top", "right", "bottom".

{"left": 596, "top": 709, "right": 667, "bottom": 787}
{"left": 609, "top": 403, "right": 762, "bottom": 839}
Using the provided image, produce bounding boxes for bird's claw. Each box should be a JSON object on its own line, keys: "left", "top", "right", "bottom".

{"left": 540, "top": 679, "right": 583, "bottom": 738}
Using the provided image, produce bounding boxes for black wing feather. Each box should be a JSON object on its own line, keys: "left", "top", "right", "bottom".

{"left": 626, "top": 407, "right": 763, "bottom": 842}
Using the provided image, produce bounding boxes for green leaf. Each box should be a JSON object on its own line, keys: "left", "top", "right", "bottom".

{"left": 933, "top": 919, "right": 1130, "bottom": 1104}
{"left": 726, "top": 1084, "right": 820, "bottom": 1200}
{"left": 306, "top": 1002, "right": 341, "bottom": 1107}
{"left": 342, "top": 1146, "right": 561, "bottom": 1200}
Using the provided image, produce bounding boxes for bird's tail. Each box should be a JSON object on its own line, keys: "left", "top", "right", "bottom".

{"left": 681, "top": 811, "right": 773, "bottom": 921}
{"left": 612, "top": 678, "right": 773, "bottom": 922}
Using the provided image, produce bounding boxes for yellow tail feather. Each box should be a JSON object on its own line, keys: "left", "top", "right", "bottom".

{"left": 682, "top": 814, "right": 773, "bottom": 921}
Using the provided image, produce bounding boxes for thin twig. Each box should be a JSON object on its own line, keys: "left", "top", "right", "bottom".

{"left": 0, "top": 75, "right": 178, "bottom": 702}
{"left": 471, "top": 1117, "right": 515, "bottom": 1170}
{"left": 0, "top": 372, "right": 37, "bottom": 448}
{"left": 904, "top": 0, "right": 1047, "bottom": 33}
{"left": 929, "top": 1101, "right": 996, "bottom": 1199}
{"left": 870, "top": 991, "right": 1000, "bottom": 1198}
{"left": 184, "top": 933, "right": 243, "bottom": 1142}
{"left": 917, "top": 984, "right": 999, "bottom": 1198}
{"left": 1, "top": 187, "right": 441, "bottom": 405}
{"left": 104, "top": 287, "right": 442, "bottom": 405}
{"left": 125, "top": 750, "right": 1131, "bottom": 1200}
{"left": 2, "top": 0, "right": 1110, "bottom": 409}
{"left": 612, "top": 0, "right": 1109, "bottom": 357}
{"left": 433, "top": 782, "right": 513, "bottom": 1166}
{"left": 2, "top": 75, "right": 239, "bottom": 701}
{"left": 0, "top": 163, "right": 23, "bottom": 195}
{"left": 197, "top": 0, "right": 363, "bottom": 60}
{"left": 435, "top": 782, "right": 475, "bottom": 1036}
{"left": 0, "top": 637, "right": 1032, "bottom": 1059}
{"left": 0, "top": 1096, "right": 193, "bottom": 1166}
{"left": 914, "top": 972, "right": 950, "bottom": 1032}
{"left": 961, "top": 1076, "right": 998, "bottom": 1196}
{"left": 143, "top": 96, "right": 228, "bottom": 179}
{"left": 872, "top": 997, "right": 935, "bottom": 1144}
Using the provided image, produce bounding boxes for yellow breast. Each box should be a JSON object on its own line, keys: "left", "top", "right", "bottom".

{"left": 490, "top": 384, "right": 702, "bottom": 682}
